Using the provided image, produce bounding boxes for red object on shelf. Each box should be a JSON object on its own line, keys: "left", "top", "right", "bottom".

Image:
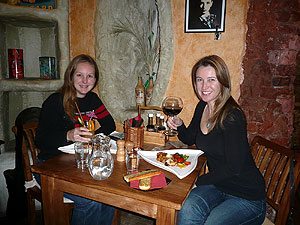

{"left": 8, "top": 49, "right": 24, "bottom": 79}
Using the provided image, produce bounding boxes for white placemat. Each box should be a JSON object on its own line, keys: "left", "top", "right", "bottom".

{"left": 58, "top": 139, "right": 117, "bottom": 154}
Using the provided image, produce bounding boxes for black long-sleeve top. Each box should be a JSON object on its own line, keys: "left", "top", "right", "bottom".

{"left": 36, "top": 92, "right": 116, "bottom": 160}
{"left": 178, "top": 101, "right": 265, "bottom": 200}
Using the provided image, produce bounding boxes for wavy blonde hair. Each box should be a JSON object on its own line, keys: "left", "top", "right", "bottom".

{"left": 58, "top": 54, "right": 99, "bottom": 122}
{"left": 191, "top": 55, "right": 244, "bottom": 131}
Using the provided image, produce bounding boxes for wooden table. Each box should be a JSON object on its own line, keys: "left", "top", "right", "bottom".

{"left": 32, "top": 148, "right": 206, "bottom": 225}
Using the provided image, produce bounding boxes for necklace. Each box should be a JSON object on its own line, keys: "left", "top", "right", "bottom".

{"left": 205, "top": 105, "right": 211, "bottom": 129}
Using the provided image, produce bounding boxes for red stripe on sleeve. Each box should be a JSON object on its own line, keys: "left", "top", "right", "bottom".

{"left": 95, "top": 105, "right": 106, "bottom": 114}
{"left": 97, "top": 110, "right": 110, "bottom": 119}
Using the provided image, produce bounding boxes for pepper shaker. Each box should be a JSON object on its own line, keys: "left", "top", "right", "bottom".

{"left": 116, "top": 139, "right": 125, "bottom": 162}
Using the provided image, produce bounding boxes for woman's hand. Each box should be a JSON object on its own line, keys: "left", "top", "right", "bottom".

{"left": 167, "top": 116, "right": 183, "bottom": 130}
{"left": 67, "top": 127, "right": 92, "bottom": 143}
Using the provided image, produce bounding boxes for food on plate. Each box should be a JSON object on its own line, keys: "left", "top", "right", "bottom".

{"left": 139, "top": 177, "right": 151, "bottom": 190}
{"left": 123, "top": 169, "right": 161, "bottom": 182}
{"left": 156, "top": 152, "right": 191, "bottom": 168}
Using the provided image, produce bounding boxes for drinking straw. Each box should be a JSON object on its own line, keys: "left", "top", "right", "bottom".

{"left": 75, "top": 102, "right": 86, "bottom": 128}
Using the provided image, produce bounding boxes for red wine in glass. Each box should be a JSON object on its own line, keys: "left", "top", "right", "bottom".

{"left": 162, "top": 96, "right": 183, "bottom": 136}
{"left": 163, "top": 106, "right": 182, "bottom": 117}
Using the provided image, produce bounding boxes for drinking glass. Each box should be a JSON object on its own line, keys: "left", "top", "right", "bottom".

{"left": 74, "top": 142, "right": 92, "bottom": 171}
{"left": 162, "top": 96, "right": 183, "bottom": 136}
{"left": 83, "top": 119, "right": 95, "bottom": 138}
{"left": 126, "top": 151, "right": 140, "bottom": 174}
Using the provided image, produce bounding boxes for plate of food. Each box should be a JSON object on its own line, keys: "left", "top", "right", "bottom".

{"left": 137, "top": 149, "right": 204, "bottom": 179}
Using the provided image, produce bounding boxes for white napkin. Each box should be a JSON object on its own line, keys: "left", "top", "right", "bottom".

{"left": 58, "top": 139, "right": 117, "bottom": 154}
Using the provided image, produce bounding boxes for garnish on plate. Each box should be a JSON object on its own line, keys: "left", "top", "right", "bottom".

{"left": 156, "top": 152, "right": 191, "bottom": 168}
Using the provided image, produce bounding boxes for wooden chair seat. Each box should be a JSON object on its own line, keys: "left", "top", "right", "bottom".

{"left": 250, "top": 136, "right": 300, "bottom": 225}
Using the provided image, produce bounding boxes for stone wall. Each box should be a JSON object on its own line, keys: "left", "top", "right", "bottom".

{"left": 240, "top": 0, "right": 300, "bottom": 147}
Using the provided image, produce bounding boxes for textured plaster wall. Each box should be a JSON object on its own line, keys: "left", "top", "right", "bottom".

{"left": 166, "top": 0, "right": 249, "bottom": 125}
{"left": 0, "top": 0, "right": 249, "bottom": 146}
{"left": 0, "top": 1, "right": 69, "bottom": 151}
{"left": 70, "top": 0, "right": 248, "bottom": 129}
{"left": 94, "top": 0, "right": 174, "bottom": 123}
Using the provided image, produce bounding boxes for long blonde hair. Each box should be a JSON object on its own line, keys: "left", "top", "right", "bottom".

{"left": 58, "top": 54, "right": 99, "bottom": 121}
{"left": 191, "top": 55, "right": 244, "bottom": 131}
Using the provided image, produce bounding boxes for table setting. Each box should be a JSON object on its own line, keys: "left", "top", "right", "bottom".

{"left": 56, "top": 98, "right": 204, "bottom": 190}
{"left": 56, "top": 134, "right": 203, "bottom": 192}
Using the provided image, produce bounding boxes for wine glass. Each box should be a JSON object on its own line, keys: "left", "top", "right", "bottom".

{"left": 162, "top": 96, "right": 183, "bottom": 136}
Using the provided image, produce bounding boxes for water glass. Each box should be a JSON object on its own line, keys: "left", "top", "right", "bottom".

{"left": 126, "top": 152, "right": 140, "bottom": 174}
{"left": 74, "top": 142, "right": 92, "bottom": 171}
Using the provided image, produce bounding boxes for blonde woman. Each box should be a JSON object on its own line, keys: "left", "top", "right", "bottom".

{"left": 168, "top": 55, "right": 266, "bottom": 225}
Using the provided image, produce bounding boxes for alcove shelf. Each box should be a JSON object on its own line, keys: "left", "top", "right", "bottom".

{"left": 0, "top": 1, "right": 69, "bottom": 85}
{"left": 0, "top": 79, "right": 62, "bottom": 92}
{"left": 0, "top": 1, "right": 69, "bottom": 153}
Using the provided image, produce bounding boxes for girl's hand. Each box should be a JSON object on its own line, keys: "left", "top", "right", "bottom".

{"left": 167, "top": 116, "right": 183, "bottom": 130}
{"left": 67, "top": 127, "right": 92, "bottom": 143}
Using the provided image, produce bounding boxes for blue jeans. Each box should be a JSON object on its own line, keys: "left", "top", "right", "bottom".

{"left": 34, "top": 159, "right": 115, "bottom": 225}
{"left": 178, "top": 185, "right": 266, "bottom": 225}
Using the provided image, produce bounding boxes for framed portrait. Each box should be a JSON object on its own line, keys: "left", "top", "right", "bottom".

{"left": 185, "top": 0, "right": 226, "bottom": 33}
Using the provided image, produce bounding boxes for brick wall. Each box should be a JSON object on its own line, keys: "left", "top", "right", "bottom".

{"left": 239, "top": 0, "right": 300, "bottom": 147}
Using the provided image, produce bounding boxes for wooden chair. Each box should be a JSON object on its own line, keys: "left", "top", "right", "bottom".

{"left": 250, "top": 136, "right": 300, "bottom": 225}
{"left": 12, "top": 122, "right": 74, "bottom": 225}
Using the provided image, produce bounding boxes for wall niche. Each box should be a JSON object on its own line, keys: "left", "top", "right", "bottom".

{"left": 0, "top": 2, "right": 69, "bottom": 153}
{"left": 0, "top": 16, "right": 58, "bottom": 79}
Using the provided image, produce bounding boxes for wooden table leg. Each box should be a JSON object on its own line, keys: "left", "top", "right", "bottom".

{"left": 41, "top": 175, "right": 67, "bottom": 225}
{"left": 156, "top": 205, "right": 177, "bottom": 225}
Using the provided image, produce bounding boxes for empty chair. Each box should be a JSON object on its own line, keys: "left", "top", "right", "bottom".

{"left": 250, "top": 136, "right": 300, "bottom": 225}
{"left": 4, "top": 107, "right": 41, "bottom": 219}
{"left": 13, "top": 122, "right": 74, "bottom": 225}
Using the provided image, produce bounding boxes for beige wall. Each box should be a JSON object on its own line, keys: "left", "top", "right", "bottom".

{"left": 69, "top": 0, "right": 249, "bottom": 127}
{"left": 69, "top": 0, "right": 96, "bottom": 59}
{"left": 166, "top": 0, "right": 249, "bottom": 124}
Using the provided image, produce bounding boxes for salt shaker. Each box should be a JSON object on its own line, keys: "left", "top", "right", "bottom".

{"left": 116, "top": 139, "right": 125, "bottom": 162}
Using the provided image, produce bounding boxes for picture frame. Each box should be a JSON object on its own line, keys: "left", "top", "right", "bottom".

{"left": 185, "top": 0, "right": 226, "bottom": 33}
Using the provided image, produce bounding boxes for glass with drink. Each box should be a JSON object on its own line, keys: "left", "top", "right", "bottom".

{"left": 74, "top": 142, "right": 92, "bottom": 171}
{"left": 83, "top": 119, "right": 95, "bottom": 138}
{"left": 162, "top": 96, "right": 183, "bottom": 136}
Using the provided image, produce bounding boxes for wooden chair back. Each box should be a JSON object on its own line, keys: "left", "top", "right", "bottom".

{"left": 12, "top": 122, "right": 73, "bottom": 225}
{"left": 21, "top": 122, "right": 40, "bottom": 182}
{"left": 250, "top": 136, "right": 300, "bottom": 225}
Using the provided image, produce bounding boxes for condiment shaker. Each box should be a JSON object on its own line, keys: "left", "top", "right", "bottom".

{"left": 116, "top": 139, "right": 125, "bottom": 162}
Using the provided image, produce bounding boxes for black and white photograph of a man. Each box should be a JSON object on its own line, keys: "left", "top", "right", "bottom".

{"left": 185, "top": 0, "right": 226, "bottom": 33}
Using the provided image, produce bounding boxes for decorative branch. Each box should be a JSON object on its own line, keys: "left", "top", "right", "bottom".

{"left": 112, "top": 2, "right": 160, "bottom": 85}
